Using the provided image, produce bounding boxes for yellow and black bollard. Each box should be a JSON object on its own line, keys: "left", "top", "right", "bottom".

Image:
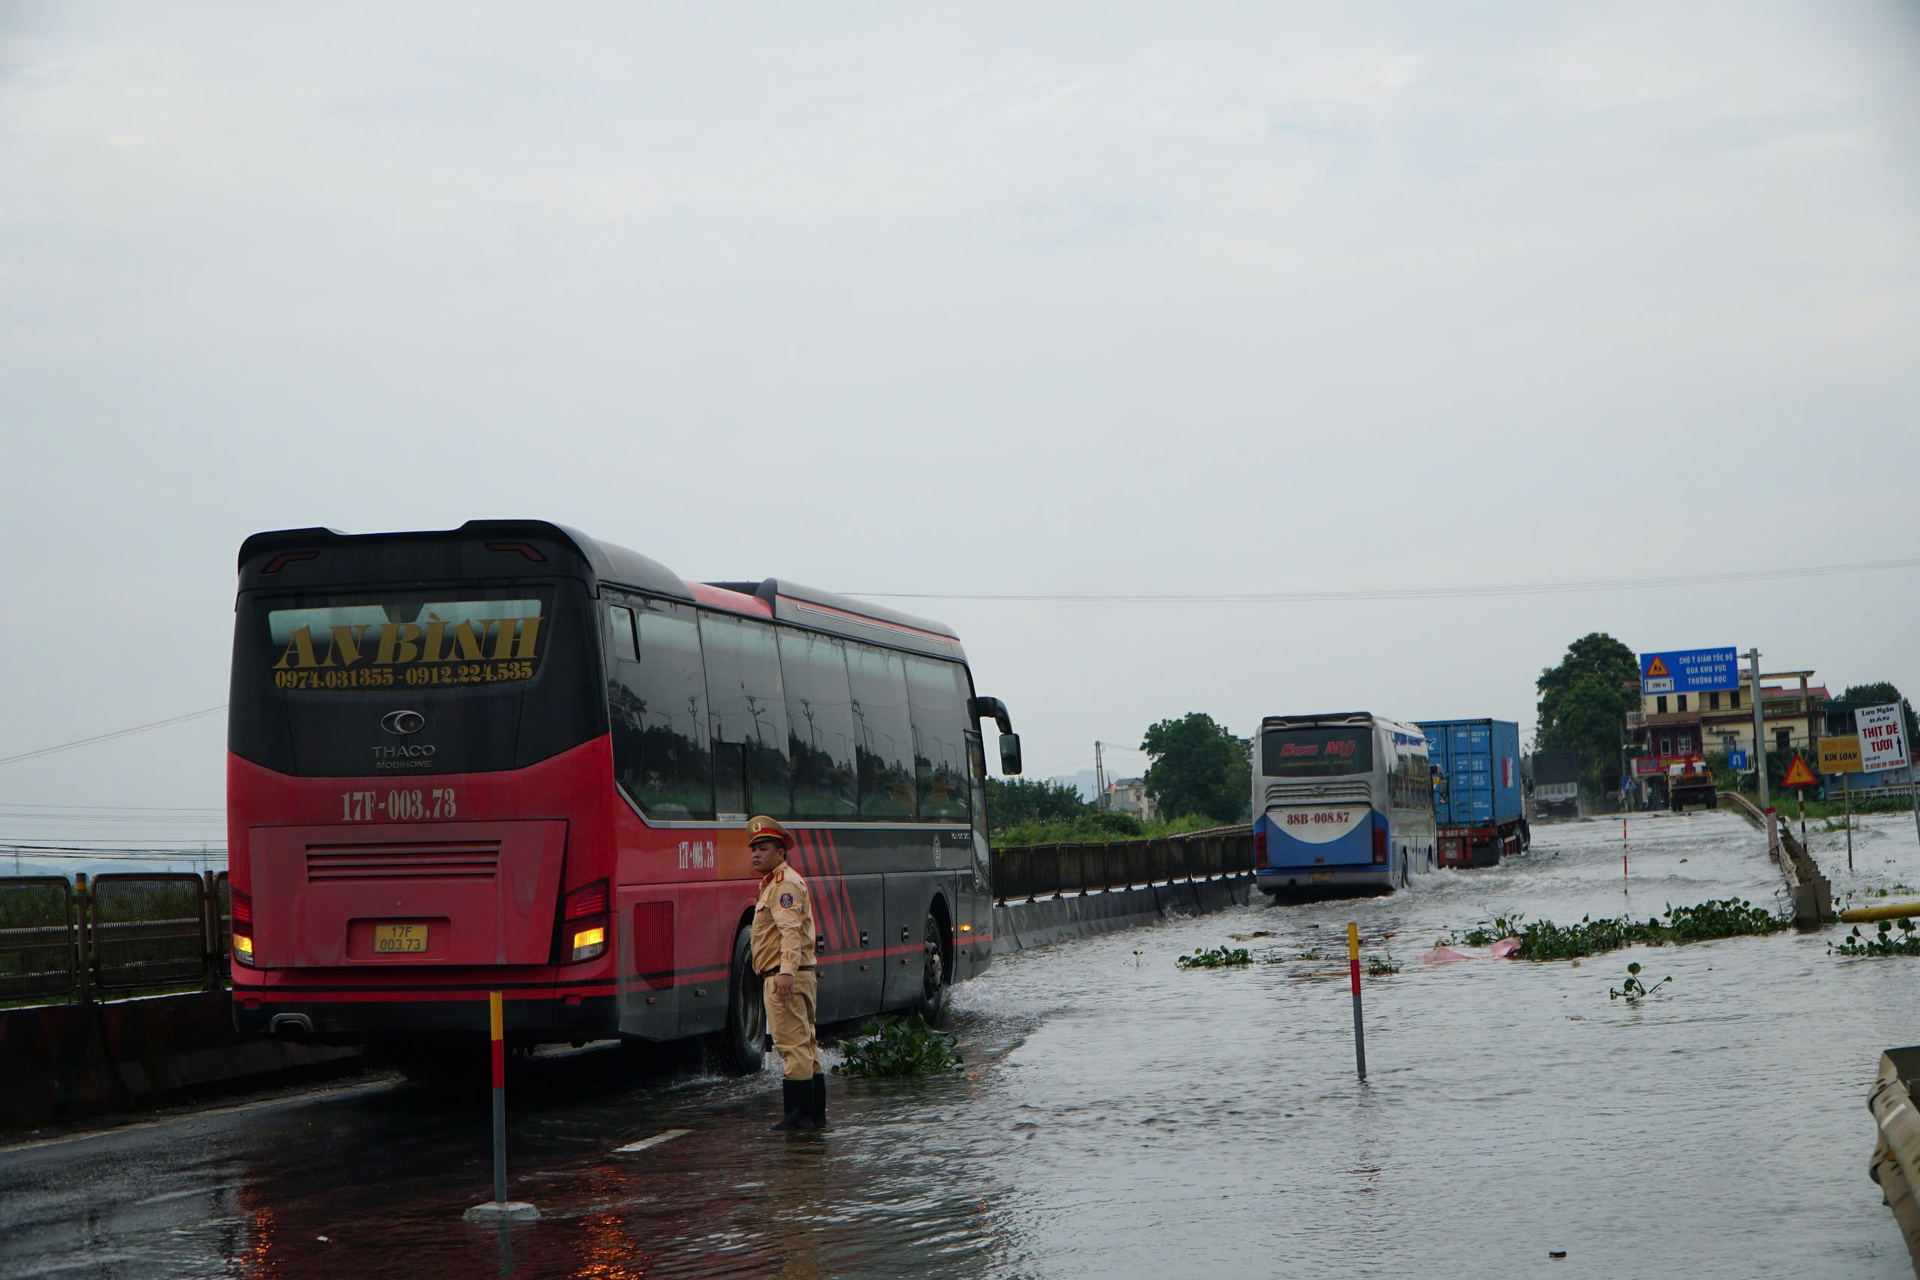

{"left": 464, "top": 991, "right": 539, "bottom": 1223}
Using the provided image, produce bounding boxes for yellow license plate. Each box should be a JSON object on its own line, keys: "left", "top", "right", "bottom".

{"left": 1310, "top": 872, "right": 1333, "bottom": 884}
{"left": 374, "top": 923, "right": 429, "bottom": 953}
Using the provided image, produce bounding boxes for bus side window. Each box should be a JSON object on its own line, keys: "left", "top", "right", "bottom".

{"left": 611, "top": 598, "right": 714, "bottom": 821}
{"left": 700, "top": 613, "right": 793, "bottom": 819}
{"left": 905, "top": 656, "right": 970, "bottom": 821}
{"left": 778, "top": 630, "right": 858, "bottom": 819}
{"left": 607, "top": 605, "right": 638, "bottom": 662}
{"left": 847, "top": 643, "right": 916, "bottom": 820}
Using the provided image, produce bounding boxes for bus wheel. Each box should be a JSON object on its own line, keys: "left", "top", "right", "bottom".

{"left": 916, "top": 912, "right": 950, "bottom": 1027}
{"left": 710, "top": 923, "right": 765, "bottom": 1076}
{"left": 1399, "top": 856, "right": 1410, "bottom": 889}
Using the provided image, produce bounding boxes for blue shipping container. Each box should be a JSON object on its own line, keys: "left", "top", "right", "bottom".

{"left": 1419, "top": 718, "right": 1523, "bottom": 828}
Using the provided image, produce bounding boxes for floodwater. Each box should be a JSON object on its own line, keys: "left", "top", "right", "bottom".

{"left": 4, "top": 809, "right": 1919, "bottom": 1279}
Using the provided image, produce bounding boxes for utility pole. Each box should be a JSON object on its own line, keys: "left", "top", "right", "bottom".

{"left": 1747, "top": 648, "right": 1768, "bottom": 809}
{"left": 1094, "top": 741, "right": 1107, "bottom": 809}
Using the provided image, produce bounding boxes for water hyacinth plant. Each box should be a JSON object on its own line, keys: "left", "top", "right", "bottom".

{"left": 1176, "top": 946, "right": 1251, "bottom": 969}
{"left": 1447, "top": 898, "right": 1789, "bottom": 961}
{"left": 1608, "top": 961, "right": 1671, "bottom": 1002}
{"left": 1830, "top": 918, "right": 1920, "bottom": 957}
{"left": 831, "top": 1015, "right": 963, "bottom": 1077}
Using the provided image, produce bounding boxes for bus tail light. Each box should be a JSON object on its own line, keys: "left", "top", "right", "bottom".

{"left": 559, "top": 879, "right": 609, "bottom": 964}
{"left": 1372, "top": 826, "right": 1388, "bottom": 865}
{"left": 1254, "top": 829, "right": 1268, "bottom": 869}
{"left": 231, "top": 890, "right": 254, "bottom": 965}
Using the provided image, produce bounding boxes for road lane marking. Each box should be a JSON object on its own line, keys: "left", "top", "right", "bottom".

{"left": 613, "top": 1128, "right": 689, "bottom": 1154}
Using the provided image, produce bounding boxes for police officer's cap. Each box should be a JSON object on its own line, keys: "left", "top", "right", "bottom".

{"left": 746, "top": 815, "right": 793, "bottom": 850}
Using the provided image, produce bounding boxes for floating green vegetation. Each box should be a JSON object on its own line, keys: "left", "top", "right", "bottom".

{"left": 1176, "top": 946, "right": 1251, "bottom": 969}
{"left": 831, "top": 1015, "right": 963, "bottom": 1077}
{"left": 1366, "top": 954, "right": 1401, "bottom": 977}
{"left": 1608, "top": 961, "right": 1671, "bottom": 1002}
{"left": 1448, "top": 915, "right": 1526, "bottom": 948}
{"left": 1830, "top": 918, "right": 1920, "bottom": 958}
{"left": 1447, "top": 899, "right": 1789, "bottom": 961}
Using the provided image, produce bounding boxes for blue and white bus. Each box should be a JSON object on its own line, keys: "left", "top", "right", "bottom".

{"left": 1251, "top": 712, "right": 1437, "bottom": 895}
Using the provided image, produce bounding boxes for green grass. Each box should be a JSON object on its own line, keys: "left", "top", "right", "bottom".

{"left": 1792, "top": 795, "right": 1913, "bottom": 819}
{"left": 994, "top": 812, "right": 1221, "bottom": 847}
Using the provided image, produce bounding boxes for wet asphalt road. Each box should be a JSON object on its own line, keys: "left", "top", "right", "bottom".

{"left": 4, "top": 809, "right": 1919, "bottom": 1279}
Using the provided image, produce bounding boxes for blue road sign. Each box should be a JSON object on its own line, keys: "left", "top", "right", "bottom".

{"left": 1728, "top": 750, "right": 1749, "bottom": 773}
{"left": 1640, "top": 647, "right": 1740, "bottom": 695}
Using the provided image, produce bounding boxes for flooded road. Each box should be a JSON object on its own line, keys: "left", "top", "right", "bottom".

{"left": 5, "top": 809, "right": 1919, "bottom": 1278}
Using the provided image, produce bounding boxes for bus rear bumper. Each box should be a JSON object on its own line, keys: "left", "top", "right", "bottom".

{"left": 234, "top": 994, "right": 617, "bottom": 1044}
{"left": 1254, "top": 867, "right": 1391, "bottom": 896}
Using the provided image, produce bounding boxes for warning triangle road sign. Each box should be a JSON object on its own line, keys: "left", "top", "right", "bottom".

{"left": 1782, "top": 754, "right": 1818, "bottom": 789}
{"left": 1645, "top": 656, "right": 1671, "bottom": 678}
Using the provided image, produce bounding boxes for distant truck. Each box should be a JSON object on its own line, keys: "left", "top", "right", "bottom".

{"left": 1421, "top": 718, "right": 1529, "bottom": 868}
{"left": 1667, "top": 758, "right": 1718, "bottom": 812}
{"left": 1531, "top": 749, "right": 1581, "bottom": 821}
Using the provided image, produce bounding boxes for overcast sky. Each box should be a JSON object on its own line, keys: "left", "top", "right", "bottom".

{"left": 4, "top": 1, "right": 1918, "bottom": 845}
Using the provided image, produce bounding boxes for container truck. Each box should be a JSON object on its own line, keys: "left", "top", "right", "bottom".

{"left": 1420, "top": 718, "right": 1529, "bottom": 868}
{"left": 1530, "top": 749, "right": 1580, "bottom": 821}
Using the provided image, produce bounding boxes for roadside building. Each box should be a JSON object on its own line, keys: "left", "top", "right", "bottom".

{"left": 1107, "top": 777, "right": 1155, "bottom": 821}
{"left": 1626, "top": 664, "right": 1826, "bottom": 799}
{"left": 1703, "top": 669, "right": 1826, "bottom": 759}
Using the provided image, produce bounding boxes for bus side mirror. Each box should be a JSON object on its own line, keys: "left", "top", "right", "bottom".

{"left": 999, "top": 733, "right": 1023, "bottom": 776}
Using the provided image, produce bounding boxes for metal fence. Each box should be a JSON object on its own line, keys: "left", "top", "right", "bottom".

{"left": 0, "top": 877, "right": 76, "bottom": 1003}
{"left": 0, "top": 871, "right": 230, "bottom": 1006}
{"left": 990, "top": 826, "right": 1253, "bottom": 904}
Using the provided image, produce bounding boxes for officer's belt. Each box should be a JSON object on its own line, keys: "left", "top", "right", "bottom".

{"left": 758, "top": 965, "right": 816, "bottom": 979}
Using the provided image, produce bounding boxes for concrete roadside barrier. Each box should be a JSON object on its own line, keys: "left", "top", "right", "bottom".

{"left": 0, "top": 990, "right": 361, "bottom": 1132}
{"left": 991, "top": 875, "right": 1255, "bottom": 957}
{"left": 1867, "top": 1046, "right": 1920, "bottom": 1275}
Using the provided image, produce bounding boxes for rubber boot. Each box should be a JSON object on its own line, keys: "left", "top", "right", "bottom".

{"left": 769, "top": 1078, "right": 813, "bottom": 1130}
{"left": 809, "top": 1073, "right": 827, "bottom": 1130}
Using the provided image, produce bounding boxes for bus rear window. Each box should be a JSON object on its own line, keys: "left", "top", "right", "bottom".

{"left": 233, "top": 583, "right": 599, "bottom": 778}
{"left": 266, "top": 599, "right": 544, "bottom": 692}
{"left": 1261, "top": 728, "right": 1374, "bottom": 777}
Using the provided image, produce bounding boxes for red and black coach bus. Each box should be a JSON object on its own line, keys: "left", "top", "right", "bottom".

{"left": 227, "top": 520, "right": 1022, "bottom": 1071}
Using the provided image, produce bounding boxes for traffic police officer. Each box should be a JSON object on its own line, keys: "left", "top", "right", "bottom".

{"left": 748, "top": 815, "right": 825, "bottom": 1130}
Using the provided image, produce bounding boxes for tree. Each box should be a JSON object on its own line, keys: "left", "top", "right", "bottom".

{"left": 1536, "top": 633, "right": 1638, "bottom": 795}
{"left": 1141, "top": 713, "right": 1251, "bottom": 824}
{"left": 1840, "top": 682, "right": 1920, "bottom": 748}
{"left": 985, "top": 777, "right": 1088, "bottom": 830}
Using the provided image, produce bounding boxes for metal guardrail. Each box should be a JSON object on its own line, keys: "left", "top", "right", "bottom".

{"left": 1834, "top": 784, "right": 1916, "bottom": 803}
{"left": 1719, "top": 791, "right": 1830, "bottom": 926}
{"left": 0, "top": 878, "right": 75, "bottom": 1003}
{"left": 0, "top": 871, "right": 230, "bottom": 1006}
{"left": 990, "top": 826, "right": 1253, "bottom": 904}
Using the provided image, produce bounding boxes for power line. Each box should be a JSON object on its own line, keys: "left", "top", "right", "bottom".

{"left": 0, "top": 802, "right": 224, "bottom": 814}
{"left": 0, "top": 706, "right": 225, "bottom": 769}
{"left": 843, "top": 555, "right": 1920, "bottom": 604}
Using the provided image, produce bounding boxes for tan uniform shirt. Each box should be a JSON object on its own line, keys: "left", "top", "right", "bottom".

{"left": 751, "top": 865, "right": 815, "bottom": 977}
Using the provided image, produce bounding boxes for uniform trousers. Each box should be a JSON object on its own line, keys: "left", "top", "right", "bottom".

{"left": 763, "top": 970, "right": 819, "bottom": 1080}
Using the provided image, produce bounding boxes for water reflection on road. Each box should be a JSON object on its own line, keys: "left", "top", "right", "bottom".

{"left": 4, "top": 810, "right": 1918, "bottom": 1279}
